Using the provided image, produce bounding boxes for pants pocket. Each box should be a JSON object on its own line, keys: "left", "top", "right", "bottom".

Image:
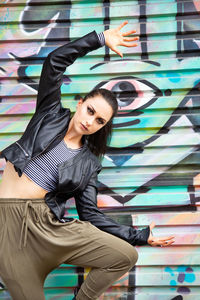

{"left": 44, "top": 208, "right": 77, "bottom": 227}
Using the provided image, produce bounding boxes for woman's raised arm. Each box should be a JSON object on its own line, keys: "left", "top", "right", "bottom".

{"left": 35, "top": 31, "right": 102, "bottom": 113}
{"left": 36, "top": 21, "right": 138, "bottom": 114}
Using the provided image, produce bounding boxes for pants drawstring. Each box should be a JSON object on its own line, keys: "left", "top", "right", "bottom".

{"left": 19, "top": 200, "right": 40, "bottom": 250}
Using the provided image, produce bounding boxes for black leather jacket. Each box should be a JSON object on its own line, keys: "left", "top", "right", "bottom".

{"left": 0, "top": 31, "right": 150, "bottom": 246}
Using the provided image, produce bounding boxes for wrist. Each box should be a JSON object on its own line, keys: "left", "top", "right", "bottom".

{"left": 97, "top": 32, "right": 105, "bottom": 47}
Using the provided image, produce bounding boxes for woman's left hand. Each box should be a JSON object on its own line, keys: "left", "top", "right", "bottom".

{"left": 147, "top": 221, "right": 175, "bottom": 247}
{"left": 103, "top": 20, "right": 139, "bottom": 58}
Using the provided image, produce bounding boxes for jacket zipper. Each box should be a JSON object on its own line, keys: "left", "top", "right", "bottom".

{"left": 15, "top": 141, "right": 29, "bottom": 157}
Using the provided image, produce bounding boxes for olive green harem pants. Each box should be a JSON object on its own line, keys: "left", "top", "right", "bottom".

{"left": 0, "top": 198, "right": 138, "bottom": 300}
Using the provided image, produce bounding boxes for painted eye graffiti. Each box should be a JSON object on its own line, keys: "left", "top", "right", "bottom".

{"left": 97, "top": 77, "right": 162, "bottom": 114}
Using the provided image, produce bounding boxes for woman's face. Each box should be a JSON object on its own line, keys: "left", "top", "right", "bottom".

{"left": 73, "top": 95, "right": 114, "bottom": 135}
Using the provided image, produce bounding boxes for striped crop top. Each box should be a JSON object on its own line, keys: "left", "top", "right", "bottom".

{"left": 23, "top": 139, "right": 82, "bottom": 192}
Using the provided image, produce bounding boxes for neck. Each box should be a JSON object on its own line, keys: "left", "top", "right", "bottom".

{"left": 64, "top": 117, "right": 83, "bottom": 149}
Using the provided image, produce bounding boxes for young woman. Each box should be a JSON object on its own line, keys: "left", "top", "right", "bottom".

{"left": 0, "top": 21, "right": 174, "bottom": 300}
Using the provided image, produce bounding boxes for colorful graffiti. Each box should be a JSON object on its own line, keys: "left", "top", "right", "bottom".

{"left": 166, "top": 266, "right": 196, "bottom": 293}
{"left": 0, "top": 0, "right": 200, "bottom": 299}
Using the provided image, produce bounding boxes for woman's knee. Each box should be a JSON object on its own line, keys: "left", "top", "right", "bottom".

{"left": 123, "top": 243, "right": 138, "bottom": 268}
{"left": 111, "top": 241, "right": 138, "bottom": 271}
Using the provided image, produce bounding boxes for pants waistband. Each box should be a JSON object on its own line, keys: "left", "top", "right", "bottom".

{"left": 0, "top": 198, "right": 44, "bottom": 204}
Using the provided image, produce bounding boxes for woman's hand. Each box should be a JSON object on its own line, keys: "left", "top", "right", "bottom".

{"left": 147, "top": 222, "right": 175, "bottom": 247}
{"left": 103, "top": 20, "right": 139, "bottom": 58}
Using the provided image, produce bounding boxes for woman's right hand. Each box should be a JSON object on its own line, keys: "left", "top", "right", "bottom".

{"left": 147, "top": 222, "right": 175, "bottom": 247}
{"left": 103, "top": 20, "right": 139, "bottom": 58}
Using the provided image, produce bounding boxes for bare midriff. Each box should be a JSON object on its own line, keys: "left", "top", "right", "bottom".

{"left": 0, "top": 161, "right": 48, "bottom": 199}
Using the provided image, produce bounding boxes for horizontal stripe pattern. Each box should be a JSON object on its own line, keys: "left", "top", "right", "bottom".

{"left": 23, "top": 140, "right": 82, "bottom": 192}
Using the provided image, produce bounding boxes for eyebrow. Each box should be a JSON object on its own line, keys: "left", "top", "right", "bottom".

{"left": 90, "top": 105, "right": 107, "bottom": 123}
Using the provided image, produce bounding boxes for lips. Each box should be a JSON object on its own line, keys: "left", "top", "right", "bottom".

{"left": 80, "top": 123, "right": 88, "bottom": 131}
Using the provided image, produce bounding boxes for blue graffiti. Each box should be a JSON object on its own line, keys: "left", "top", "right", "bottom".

{"left": 165, "top": 266, "right": 195, "bottom": 294}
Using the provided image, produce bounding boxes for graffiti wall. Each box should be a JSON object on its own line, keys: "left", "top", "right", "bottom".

{"left": 0, "top": 0, "right": 200, "bottom": 299}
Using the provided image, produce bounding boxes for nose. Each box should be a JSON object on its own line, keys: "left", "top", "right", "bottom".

{"left": 86, "top": 116, "right": 94, "bottom": 126}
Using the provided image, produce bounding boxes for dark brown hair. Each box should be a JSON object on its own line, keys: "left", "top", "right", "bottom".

{"left": 82, "top": 88, "right": 118, "bottom": 158}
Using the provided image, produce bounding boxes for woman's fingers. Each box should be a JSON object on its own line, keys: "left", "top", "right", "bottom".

{"left": 161, "top": 240, "right": 175, "bottom": 247}
{"left": 121, "top": 42, "right": 138, "bottom": 48}
{"left": 123, "top": 37, "right": 139, "bottom": 42}
{"left": 122, "top": 29, "right": 137, "bottom": 36}
{"left": 117, "top": 20, "right": 129, "bottom": 31}
{"left": 149, "top": 221, "right": 156, "bottom": 231}
{"left": 147, "top": 221, "right": 175, "bottom": 247}
{"left": 151, "top": 240, "right": 173, "bottom": 247}
{"left": 150, "top": 236, "right": 175, "bottom": 247}
{"left": 121, "top": 36, "right": 139, "bottom": 48}
{"left": 159, "top": 235, "right": 175, "bottom": 241}
{"left": 104, "top": 21, "right": 138, "bottom": 56}
{"left": 112, "top": 46, "right": 123, "bottom": 58}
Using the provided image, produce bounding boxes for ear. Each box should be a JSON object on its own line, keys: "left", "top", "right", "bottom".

{"left": 76, "top": 98, "right": 83, "bottom": 109}
{"left": 78, "top": 97, "right": 83, "bottom": 103}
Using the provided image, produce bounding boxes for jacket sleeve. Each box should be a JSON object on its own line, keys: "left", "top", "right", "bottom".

{"left": 74, "top": 172, "right": 150, "bottom": 246}
{"left": 36, "top": 31, "right": 102, "bottom": 113}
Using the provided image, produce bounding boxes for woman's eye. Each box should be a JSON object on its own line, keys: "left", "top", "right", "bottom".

{"left": 97, "top": 119, "right": 104, "bottom": 125}
{"left": 87, "top": 107, "right": 93, "bottom": 114}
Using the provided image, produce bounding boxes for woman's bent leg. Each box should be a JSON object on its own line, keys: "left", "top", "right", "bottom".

{"left": 0, "top": 198, "right": 138, "bottom": 300}
{"left": 64, "top": 221, "right": 138, "bottom": 300}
